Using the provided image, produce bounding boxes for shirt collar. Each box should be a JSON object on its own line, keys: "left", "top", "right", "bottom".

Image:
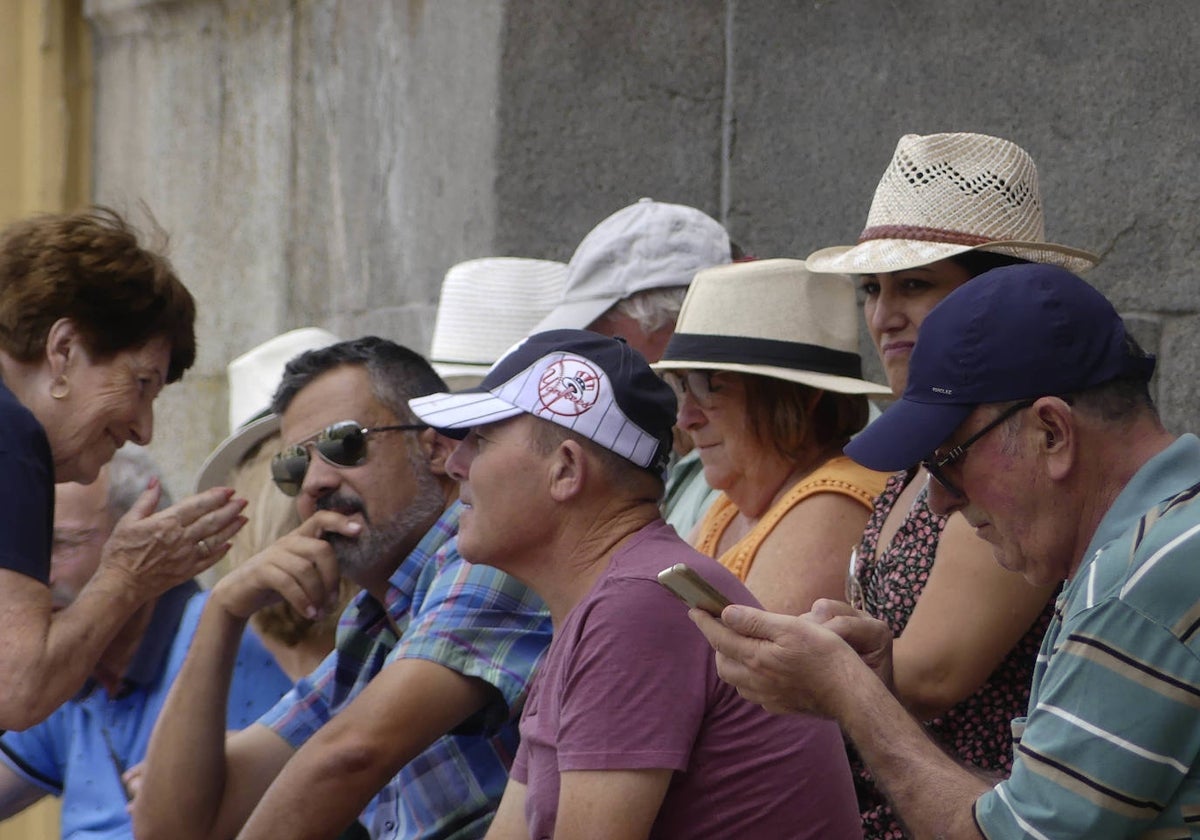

{"left": 1079, "top": 433, "right": 1200, "bottom": 570}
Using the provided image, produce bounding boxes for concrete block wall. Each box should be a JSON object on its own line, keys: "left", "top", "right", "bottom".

{"left": 84, "top": 0, "right": 1200, "bottom": 495}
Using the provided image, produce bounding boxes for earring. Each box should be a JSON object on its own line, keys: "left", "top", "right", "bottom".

{"left": 50, "top": 375, "right": 70, "bottom": 400}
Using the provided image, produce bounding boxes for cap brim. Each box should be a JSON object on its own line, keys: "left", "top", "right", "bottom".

{"left": 843, "top": 398, "right": 974, "bottom": 472}
{"left": 409, "top": 390, "right": 528, "bottom": 439}
{"left": 195, "top": 413, "right": 280, "bottom": 492}
{"left": 651, "top": 359, "right": 891, "bottom": 396}
{"left": 531, "top": 295, "right": 620, "bottom": 334}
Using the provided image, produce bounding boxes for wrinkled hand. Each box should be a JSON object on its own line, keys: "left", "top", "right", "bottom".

{"left": 210, "top": 510, "right": 356, "bottom": 622}
{"left": 809, "top": 598, "right": 896, "bottom": 692}
{"left": 98, "top": 481, "right": 247, "bottom": 603}
{"left": 690, "top": 601, "right": 893, "bottom": 719}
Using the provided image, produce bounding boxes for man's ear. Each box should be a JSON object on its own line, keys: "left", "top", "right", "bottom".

{"left": 421, "top": 429, "right": 458, "bottom": 476}
{"left": 1034, "top": 396, "right": 1076, "bottom": 481}
{"left": 548, "top": 438, "right": 587, "bottom": 503}
{"left": 45, "top": 317, "right": 81, "bottom": 376}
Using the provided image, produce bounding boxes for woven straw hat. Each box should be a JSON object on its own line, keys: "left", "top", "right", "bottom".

{"left": 652, "top": 259, "right": 890, "bottom": 395}
{"left": 806, "top": 133, "right": 1098, "bottom": 275}
{"left": 430, "top": 257, "right": 568, "bottom": 385}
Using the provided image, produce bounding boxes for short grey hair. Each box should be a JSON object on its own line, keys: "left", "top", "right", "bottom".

{"left": 105, "top": 445, "right": 173, "bottom": 520}
{"left": 608, "top": 286, "right": 689, "bottom": 334}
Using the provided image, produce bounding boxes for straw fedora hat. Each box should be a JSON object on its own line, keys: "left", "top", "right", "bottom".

{"left": 653, "top": 259, "right": 890, "bottom": 395}
{"left": 806, "top": 133, "right": 1099, "bottom": 275}
{"left": 430, "top": 257, "right": 568, "bottom": 386}
{"left": 195, "top": 327, "right": 341, "bottom": 491}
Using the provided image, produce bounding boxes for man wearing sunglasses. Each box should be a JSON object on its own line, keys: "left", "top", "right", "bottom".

{"left": 135, "top": 337, "right": 551, "bottom": 840}
{"left": 693, "top": 264, "right": 1200, "bottom": 839}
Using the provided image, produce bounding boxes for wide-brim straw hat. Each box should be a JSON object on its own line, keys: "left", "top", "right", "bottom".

{"left": 430, "top": 257, "right": 568, "bottom": 383}
{"left": 195, "top": 327, "right": 341, "bottom": 491}
{"left": 652, "top": 259, "right": 891, "bottom": 396}
{"left": 806, "top": 133, "right": 1099, "bottom": 275}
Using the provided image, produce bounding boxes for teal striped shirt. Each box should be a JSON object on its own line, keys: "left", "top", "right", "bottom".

{"left": 975, "top": 434, "right": 1200, "bottom": 838}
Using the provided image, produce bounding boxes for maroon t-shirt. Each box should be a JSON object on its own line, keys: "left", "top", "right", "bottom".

{"left": 512, "top": 519, "right": 861, "bottom": 839}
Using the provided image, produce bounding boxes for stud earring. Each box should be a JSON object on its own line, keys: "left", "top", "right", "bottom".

{"left": 50, "top": 375, "right": 70, "bottom": 400}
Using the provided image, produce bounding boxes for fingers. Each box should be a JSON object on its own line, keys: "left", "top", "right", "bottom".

{"left": 212, "top": 533, "right": 341, "bottom": 621}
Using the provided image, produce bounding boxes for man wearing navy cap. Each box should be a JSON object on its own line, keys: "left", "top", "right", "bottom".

{"left": 693, "top": 264, "right": 1200, "bottom": 838}
{"left": 410, "top": 329, "right": 861, "bottom": 840}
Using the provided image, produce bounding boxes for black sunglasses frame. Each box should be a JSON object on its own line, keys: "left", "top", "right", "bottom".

{"left": 920, "top": 399, "right": 1036, "bottom": 499}
{"left": 271, "top": 420, "right": 427, "bottom": 496}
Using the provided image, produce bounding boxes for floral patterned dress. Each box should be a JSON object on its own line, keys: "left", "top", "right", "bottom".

{"left": 850, "top": 471, "right": 1053, "bottom": 839}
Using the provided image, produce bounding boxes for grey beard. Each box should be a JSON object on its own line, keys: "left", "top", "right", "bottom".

{"left": 324, "top": 469, "right": 446, "bottom": 581}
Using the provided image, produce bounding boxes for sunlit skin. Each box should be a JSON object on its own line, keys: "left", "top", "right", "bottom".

{"left": 859, "top": 259, "right": 973, "bottom": 397}
{"left": 43, "top": 335, "right": 171, "bottom": 484}
{"left": 279, "top": 365, "right": 448, "bottom": 599}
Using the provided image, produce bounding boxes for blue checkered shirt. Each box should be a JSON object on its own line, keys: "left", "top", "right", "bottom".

{"left": 260, "top": 501, "right": 551, "bottom": 838}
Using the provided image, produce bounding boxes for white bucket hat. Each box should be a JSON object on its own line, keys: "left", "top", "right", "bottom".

{"left": 652, "top": 259, "right": 891, "bottom": 396}
{"left": 429, "top": 257, "right": 568, "bottom": 384}
{"left": 532, "top": 198, "right": 731, "bottom": 333}
{"left": 806, "top": 133, "right": 1099, "bottom": 275}
{"left": 195, "top": 327, "right": 341, "bottom": 491}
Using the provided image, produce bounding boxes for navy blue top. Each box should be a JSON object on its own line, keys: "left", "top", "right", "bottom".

{"left": 0, "top": 378, "right": 53, "bottom": 583}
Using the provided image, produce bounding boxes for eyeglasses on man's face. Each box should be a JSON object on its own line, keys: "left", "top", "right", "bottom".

{"left": 660, "top": 370, "right": 722, "bottom": 408}
{"left": 921, "top": 400, "right": 1036, "bottom": 499}
{"left": 271, "top": 420, "right": 427, "bottom": 496}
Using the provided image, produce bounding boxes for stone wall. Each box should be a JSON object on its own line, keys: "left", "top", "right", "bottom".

{"left": 85, "top": 0, "right": 1200, "bottom": 495}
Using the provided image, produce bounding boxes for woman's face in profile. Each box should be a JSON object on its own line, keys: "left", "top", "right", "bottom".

{"left": 49, "top": 335, "right": 171, "bottom": 484}
{"left": 858, "top": 259, "right": 973, "bottom": 396}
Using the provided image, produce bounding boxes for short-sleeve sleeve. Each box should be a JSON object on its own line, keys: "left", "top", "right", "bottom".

{"left": 387, "top": 550, "right": 551, "bottom": 730}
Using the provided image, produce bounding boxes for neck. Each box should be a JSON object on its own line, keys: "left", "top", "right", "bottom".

{"left": 1066, "top": 420, "right": 1176, "bottom": 578}
{"left": 92, "top": 603, "right": 155, "bottom": 696}
{"left": 529, "top": 498, "right": 662, "bottom": 627}
{"left": 727, "top": 442, "right": 841, "bottom": 520}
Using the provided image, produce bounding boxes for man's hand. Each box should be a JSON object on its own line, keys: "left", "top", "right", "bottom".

{"left": 98, "top": 482, "right": 247, "bottom": 601}
{"left": 210, "top": 511, "right": 357, "bottom": 621}
{"left": 689, "top": 601, "right": 895, "bottom": 718}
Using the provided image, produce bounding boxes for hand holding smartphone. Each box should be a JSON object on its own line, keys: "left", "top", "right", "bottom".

{"left": 657, "top": 562, "right": 732, "bottom": 617}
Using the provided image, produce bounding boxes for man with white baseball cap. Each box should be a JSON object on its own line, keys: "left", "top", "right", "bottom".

{"left": 410, "top": 329, "right": 861, "bottom": 840}
{"left": 535, "top": 198, "right": 733, "bottom": 536}
{"left": 693, "top": 265, "right": 1200, "bottom": 839}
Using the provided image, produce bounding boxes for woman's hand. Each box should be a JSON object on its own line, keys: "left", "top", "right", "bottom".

{"left": 97, "top": 480, "right": 247, "bottom": 602}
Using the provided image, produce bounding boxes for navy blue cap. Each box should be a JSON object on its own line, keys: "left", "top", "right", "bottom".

{"left": 410, "top": 329, "right": 677, "bottom": 474}
{"left": 845, "top": 264, "right": 1156, "bottom": 472}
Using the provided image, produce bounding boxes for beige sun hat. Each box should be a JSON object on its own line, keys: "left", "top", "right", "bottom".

{"left": 652, "top": 259, "right": 891, "bottom": 395}
{"left": 806, "top": 133, "right": 1099, "bottom": 275}
{"left": 430, "top": 257, "right": 568, "bottom": 388}
{"left": 195, "top": 327, "right": 341, "bottom": 491}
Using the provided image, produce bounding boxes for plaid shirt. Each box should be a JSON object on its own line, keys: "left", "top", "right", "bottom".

{"left": 261, "top": 501, "right": 551, "bottom": 838}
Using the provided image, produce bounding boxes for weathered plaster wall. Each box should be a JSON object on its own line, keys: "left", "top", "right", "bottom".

{"left": 85, "top": 0, "right": 1200, "bottom": 494}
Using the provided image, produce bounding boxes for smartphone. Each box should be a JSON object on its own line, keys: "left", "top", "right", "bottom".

{"left": 657, "top": 562, "right": 732, "bottom": 616}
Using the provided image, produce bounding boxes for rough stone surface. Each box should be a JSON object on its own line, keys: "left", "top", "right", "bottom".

{"left": 85, "top": 0, "right": 1200, "bottom": 491}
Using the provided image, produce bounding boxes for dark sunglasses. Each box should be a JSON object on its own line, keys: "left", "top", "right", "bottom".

{"left": 660, "top": 370, "right": 721, "bottom": 408}
{"left": 920, "top": 400, "right": 1036, "bottom": 499}
{"left": 271, "top": 420, "right": 427, "bottom": 496}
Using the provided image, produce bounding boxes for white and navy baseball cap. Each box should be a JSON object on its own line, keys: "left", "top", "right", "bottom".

{"left": 410, "top": 329, "right": 677, "bottom": 475}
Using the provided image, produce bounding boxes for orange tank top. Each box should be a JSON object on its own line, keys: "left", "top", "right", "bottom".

{"left": 694, "top": 455, "right": 889, "bottom": 581}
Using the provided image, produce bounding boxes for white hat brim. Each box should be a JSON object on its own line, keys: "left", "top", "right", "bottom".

{"left": 806, "top": 240, "right": 1100, "bottom": 276}
{"left": 652, "top": 359, "right": 891, "bottom": 396}
{"left": 194, "top": 413, "right": 280, "bottom": 492}
{"left": 408, "top": 390, "right": 528, "bottom": 434}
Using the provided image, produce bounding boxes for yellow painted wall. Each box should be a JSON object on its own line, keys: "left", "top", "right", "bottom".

{"left": 0, "top": 0, "right": 91, "bottom": 227}
{"left": 0, "top": 1, "right": 89, "bottom": 834}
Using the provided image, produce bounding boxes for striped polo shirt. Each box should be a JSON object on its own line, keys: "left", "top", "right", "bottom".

{"left": 975, "top": 433, "right": 1200, "bottom": 838}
